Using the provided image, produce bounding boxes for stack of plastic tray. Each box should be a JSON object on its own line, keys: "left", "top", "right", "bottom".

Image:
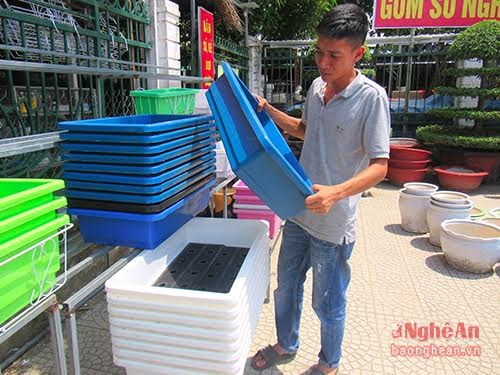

{"left": 59, "top": 114, "right": 217, "bottom": 249}
{"left": 232, "top": 180, "right": 282, "bottom": 239}
{"left": 206, "top": 62, "right": 314, "bottom": 219}
{"left": 0, "top": 178, "right": 70, "bottom": 325}
{"left": 105, "top": 218, "right": 270, "bottom": 375}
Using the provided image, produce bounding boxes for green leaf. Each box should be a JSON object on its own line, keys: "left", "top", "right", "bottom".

{"left": 416, "top": 125, "right": 500, "bottom": 151}
{"left": 448, "top": 20, "right": 500, "bottom": 61}
{"left": 428, "top": 108, "right": 500, "bottom": 121}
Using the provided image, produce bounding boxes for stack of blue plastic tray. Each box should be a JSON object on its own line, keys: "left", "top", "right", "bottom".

{"left": 59, "top": 114, "right": 217, "bottom": 249}
{"left": 206, "top": 63, "right": 313, "bottom": 219}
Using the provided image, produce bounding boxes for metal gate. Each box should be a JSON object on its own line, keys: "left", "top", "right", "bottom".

{"left": 261, "top": 33, "right": 456, "bottom": 136}
{"left": 0, "top": 0, "right": 150, "bottom": 178}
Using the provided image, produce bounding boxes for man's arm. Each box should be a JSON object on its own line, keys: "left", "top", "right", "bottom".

{"left": 305, "top": 158, "right": 388, "bottom": 215}
{"left": 255, "top": 96, "right": 306, "bottom": 140}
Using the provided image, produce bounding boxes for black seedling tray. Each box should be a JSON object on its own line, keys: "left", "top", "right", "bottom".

{"left": 67, "top": 174, "right": 215, "bottom": 213}
{"left": 153, "top": 242, "right": 250, "bottom": 293}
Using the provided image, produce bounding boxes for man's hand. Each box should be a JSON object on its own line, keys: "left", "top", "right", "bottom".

{"left": 253, "top": 94, "right": 269, "bottom": 112}
{"left": 305, "top": 184, "right": 345, "bottom": 215}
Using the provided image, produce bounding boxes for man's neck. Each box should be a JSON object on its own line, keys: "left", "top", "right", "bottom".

{"left": 326, "top": 69, "right": 358, "bottom": 97}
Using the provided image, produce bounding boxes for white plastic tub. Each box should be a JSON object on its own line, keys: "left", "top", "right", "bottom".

{"left": 105, "top": 218, "right": 270, "bottom": 375}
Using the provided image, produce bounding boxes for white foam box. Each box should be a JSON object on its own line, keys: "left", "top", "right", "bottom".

{"left": 105, "top": 218, "right": 270, "bottom": 375}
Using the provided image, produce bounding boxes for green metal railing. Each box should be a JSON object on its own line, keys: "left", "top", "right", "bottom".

{"left": 215, "top": 35, "right": 249, "bottom": 84}
{"left": 0, "top": 0, "right": 150, "bottom": 177}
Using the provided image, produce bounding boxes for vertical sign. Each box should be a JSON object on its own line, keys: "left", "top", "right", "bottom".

{"left": 198, "top": 7, "right": 214, "bottom": 89}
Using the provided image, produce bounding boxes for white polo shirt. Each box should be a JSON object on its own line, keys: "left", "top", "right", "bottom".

{"left": 291, "top": 72, "right": 390, "bottom": 244}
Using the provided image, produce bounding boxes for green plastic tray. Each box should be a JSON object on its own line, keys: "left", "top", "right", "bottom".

{"left": 130, "top": 88, "right": 198, "bottom": 115}
{"left": 0, "top": 197, "right": 67, "bottom": 243}
{"left": 0, "top": 214, "right": 69, "bottom": 324}
{"left": 0, "top": 179, "right": 65, "bottom": 221}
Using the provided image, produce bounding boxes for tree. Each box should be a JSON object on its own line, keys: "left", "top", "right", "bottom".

{"left": 249, "top": 0, "right": 337, "bottom": 40}
{"left": 416, "top": 20, "right": 500, "bottom": 150}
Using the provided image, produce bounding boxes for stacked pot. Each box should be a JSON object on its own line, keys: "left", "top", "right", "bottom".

{"left": 387, "top": 138, "right": 432, "bottom": 186}
{"left": 398, "top": 183, "right": 475, "bottom": 247}
{"left": 427, "top": 191, "right": 472, "bottom": 247}
{"left": 398, "top": 182, "right": 438, "bottom": 233}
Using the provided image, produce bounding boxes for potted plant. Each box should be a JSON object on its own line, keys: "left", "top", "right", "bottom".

{"left": 416, "top": 20, "right": 500, "bottom": 187}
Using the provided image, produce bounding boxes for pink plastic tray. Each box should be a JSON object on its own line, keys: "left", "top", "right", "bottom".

{"left": 234, "top": 193, "right": 265, "bottom": 205}
{"left": 234, "top": 208, "right": 282, "bottom": 239}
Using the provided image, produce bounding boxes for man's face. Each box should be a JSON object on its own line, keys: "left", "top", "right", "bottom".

{"left": 314, "top": 35, "right": 364, "bottom": 85}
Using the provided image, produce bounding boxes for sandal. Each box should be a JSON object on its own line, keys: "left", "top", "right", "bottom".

{"left": 250, "top": 345, "right": 297, "bottom": 370}
{"left": 303, "top": 365, "right": 338, "bottom": 375}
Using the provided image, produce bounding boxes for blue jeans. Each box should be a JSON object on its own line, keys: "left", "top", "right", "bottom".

{"left": 274, "top": 221, "right": 355, "bottom": 368}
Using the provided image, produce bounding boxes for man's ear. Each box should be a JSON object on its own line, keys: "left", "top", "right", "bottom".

{"left": 354, "top": 45, "right": 365, "bottom": 63}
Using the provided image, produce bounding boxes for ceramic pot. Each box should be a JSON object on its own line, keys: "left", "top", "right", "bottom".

{"left": 427, "top": 203, "right": 471, "bottom": 247}
{"left": 390, "top": 138, "right": 420, "bottom": 148}
{"left": 389, "top": 158, "right": 431, "bottom": 169}
{"left": 469, "top": 206, "right": 486, "bottom": 220}
{"left": 390, "top": 147, "right": 432, "bottom": 161}
{"left": 387, "top": 167, "right": 429, "bottom": 186}
{"left": 434, "top": 165, "right": 488, "bottom": 192}
{"left": 441, "top": 219, "right": 500, "bottom": 273}
{"left": 399, "top": 188, "right": 430, "bottom": 233}
{"left": 481, "top": 217, "right": 500, "bottom": 228}
{"left": 403, "top": 182, "right": 438, "bottom": 196}
{"left": 429, "top": 199, "right": 473, "bottom": 210}
{"left": 430, "top": 191, "right": 469, "bottom": 205}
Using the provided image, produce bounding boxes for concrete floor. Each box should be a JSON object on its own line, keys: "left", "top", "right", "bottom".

{"left": 4, "top": 182, "right": 500, "bottom": 375}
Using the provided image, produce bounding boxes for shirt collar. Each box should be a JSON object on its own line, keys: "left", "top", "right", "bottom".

{"left": 316, "top": 69, "right": 364, "bottom": 100}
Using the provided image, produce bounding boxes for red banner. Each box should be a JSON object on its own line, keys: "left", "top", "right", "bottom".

{"left": 373, "top": 0, "right": 500, "bottom": 29}
{"left": 198, "top": 7, "right": 214, "bottom": 89}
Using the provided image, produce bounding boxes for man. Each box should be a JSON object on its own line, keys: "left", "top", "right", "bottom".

{"left": 251, "top": 4, "right": 390, "bottom": 375}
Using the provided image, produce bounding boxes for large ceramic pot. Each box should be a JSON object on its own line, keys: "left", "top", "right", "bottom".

{"left": 403, "top": 182, "right": 438, "bottom": 196}
{"left": 387, "top": 167, "right": 429, "bottom": 186}
{"left": 441, "top": 219, "right": 500, "bottom": 273}
{"left": 390, "top": 147, "right": 432, "bottom": 161}
{"left": 390, "top": 138, "right": 420, "bottom": 148}
{"left": 388, "top": 158, "right": 431, "bottom": 169}
{"left": 481, "top": 217, "right": 500, "bottom": 228}
{"left": 431, "top": 191, "right": 469, "bottom": 205}
{"left": 434, "top": 165, "right": 488, "bottom": 192}
{"left": 427, "top": 202, "right": 471, "bottom": 247}
{"left": 399, "top": 188, "right": 430, "bottom": 233}
{"left": 463, "top": 151, "right": 500, "bottom": 182}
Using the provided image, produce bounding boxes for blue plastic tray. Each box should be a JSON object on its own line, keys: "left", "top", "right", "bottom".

{"left": 62, "top": 145, "right": 215, "bottom": 175}
{"left": 59, "top": 114, "right": 214, "bottom": 133}
{"left": 206, "top": 62, "right": 313, "bottom": 219}
{"left": 63, "top": 152, "right": 215, "bottom": 185}
{"left": 60, "top": 122, "right": 213, "bottom": 144}
{"left": 68, "top": 179, "right": 214, "bottom": 249}
{"left": 62, "top": 136, "right": 215, "bottom": 165}
{"left": 65, "top": 167, "right": 215, "bottom": 204}
{"left": 60, "top": 127, "right": 215, "bottom": 154}
{"left": 65, "top": 161, "right": 215, "bottom": 194}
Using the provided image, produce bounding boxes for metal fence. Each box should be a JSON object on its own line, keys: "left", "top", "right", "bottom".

{"left": 214, "top": 34, "right": 249, "bottom": 84}
{"left": 261, "top": 33, "right": 457, "bottom": 136}
{"left": 0, "top": 0, "right": 150, "bottom": 178}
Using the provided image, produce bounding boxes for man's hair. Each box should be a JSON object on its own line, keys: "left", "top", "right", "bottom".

{"left": 316, "top": 4, "right": 369, "bottom": 47}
